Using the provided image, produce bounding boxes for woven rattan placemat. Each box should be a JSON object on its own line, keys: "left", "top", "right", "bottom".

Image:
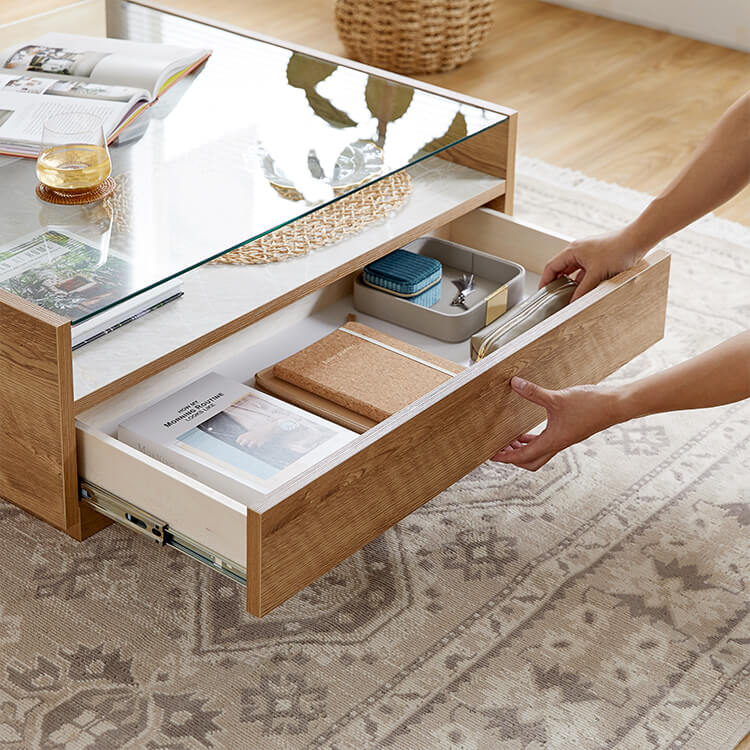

{"left": 212, "top": 171, "right": 412, "bottom": 265}
{"left": 88, "top": 170, "right": 411, "bottom": 264}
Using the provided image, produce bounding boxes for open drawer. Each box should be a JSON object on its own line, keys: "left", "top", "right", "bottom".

{"left": 76, "top": 207, "right": 670, "bottom": 617}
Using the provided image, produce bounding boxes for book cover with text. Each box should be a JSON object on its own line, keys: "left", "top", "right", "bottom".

{"left": 118, "top": 372, "right": 356, "bottom": 506}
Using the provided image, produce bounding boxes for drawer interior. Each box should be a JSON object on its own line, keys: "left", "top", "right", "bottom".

{"left": 76, "top": 207, "right": 670, "bottom": 615}
{"left": 78, "top": 209, "right": 555, "bottom": 437}
{"left": 77, "top": 214, "right": 550, "bottom": 518}
{"left": 84, "top": 272, "right": 541, "bottom": 438}
{"left": 75, "top": 208, "right": 558, "bottom": 571}
{"left": 77, "top": 268, "right": 542, "bottom": 532}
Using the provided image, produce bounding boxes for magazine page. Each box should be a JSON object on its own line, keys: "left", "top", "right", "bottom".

{"left": 0, "top": 86, "right": 139, "bottom": 154}
{"left": 0, "top": 72, "right": 148, "bottom": 102}
{"left": 1, "top": 33, "right": 210, "bottom": 99}
{"left": 0, "top": 228, "right": 136, "bottom": 320}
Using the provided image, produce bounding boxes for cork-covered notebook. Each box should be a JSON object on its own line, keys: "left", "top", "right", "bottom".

{"left": 272, "top": 321, "right": 464, "bottom": 422}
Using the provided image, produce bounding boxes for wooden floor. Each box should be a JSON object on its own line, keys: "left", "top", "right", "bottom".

{"left": 6, "top": 0, "right": 747, "bottom": 224}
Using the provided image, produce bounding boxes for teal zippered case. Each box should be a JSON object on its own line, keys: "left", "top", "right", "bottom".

{"left": 362, "top": 249, "right": 442, "bottom": 307}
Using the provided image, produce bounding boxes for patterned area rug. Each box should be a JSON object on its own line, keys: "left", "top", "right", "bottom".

{"left": 1, "top": 157, "right": 749, "bottom": 750}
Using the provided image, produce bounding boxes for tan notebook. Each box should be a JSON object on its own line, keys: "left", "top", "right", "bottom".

{"left": 254, "top": 366, "right": 376, "bottom": 433}
{"left": 272, "top": 321, "right": 464, "bottom": 422}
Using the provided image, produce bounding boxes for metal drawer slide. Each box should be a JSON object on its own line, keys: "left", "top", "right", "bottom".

{"left": 79, "top": 481, "right": 247, "bottom": 584}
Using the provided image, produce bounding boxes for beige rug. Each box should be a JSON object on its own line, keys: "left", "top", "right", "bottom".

{"left": 1, "top": 157, "right": 748, "bottom": 750}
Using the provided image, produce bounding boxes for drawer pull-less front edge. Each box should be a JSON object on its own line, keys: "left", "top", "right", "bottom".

{"left": 79, "top": 481, "right": 247, "bottom": 584}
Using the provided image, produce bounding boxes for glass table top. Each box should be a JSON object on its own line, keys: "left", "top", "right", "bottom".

{"left": 0, "top": 0, "right": 507, "bottom": 325}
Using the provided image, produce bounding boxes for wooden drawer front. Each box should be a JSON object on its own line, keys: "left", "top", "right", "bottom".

{"left": 76, "top": 208, "right": 670, "bottom": 617}
{"left": 251, "top": 249, "right": 670, "bottom": 615}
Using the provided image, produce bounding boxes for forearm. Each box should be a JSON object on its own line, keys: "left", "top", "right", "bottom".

{"left": 624, "top": 92, "right": 750, "bottom": 251}
{"left": 614, "top": 331, "right": 750, "bottom": 422}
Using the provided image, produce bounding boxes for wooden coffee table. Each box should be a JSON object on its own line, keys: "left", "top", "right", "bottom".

{"left": 0, "top": 0, "right": 669, "bottom": 616}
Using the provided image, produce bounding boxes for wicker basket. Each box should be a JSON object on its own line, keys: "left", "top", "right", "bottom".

{"left": 335, "top": 0, "right": 493, "bottom": 75}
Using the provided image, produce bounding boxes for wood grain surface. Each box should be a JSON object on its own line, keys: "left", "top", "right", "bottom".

{"left": 248, "top": 251, "right": 670, "bottom": 615}
{"left": 439, "top": 114, "right": 517, "bottom": 213}
{"left": 0, "top": 291, "right": 80, "bottom": 533}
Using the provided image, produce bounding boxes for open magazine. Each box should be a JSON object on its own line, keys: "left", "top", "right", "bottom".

{"left": 0, "top": 32, "right": 210, "bottom": 157}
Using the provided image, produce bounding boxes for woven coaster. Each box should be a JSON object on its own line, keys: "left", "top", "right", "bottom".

{"left": 36, "top": 176, "right": 117, "bottom": 205}
{"left": 212, "top": 171, "right": 413, "bottom": 265}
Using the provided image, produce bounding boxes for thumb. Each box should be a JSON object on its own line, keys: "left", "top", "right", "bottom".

{"left": 570, "top": 271, "right": 600, "bottom": 302}
{"left": 539, "top": 250, "right": 574, "bottom": 288}
{"left": 510, "top": 376, "right": 553, "bottom": 408}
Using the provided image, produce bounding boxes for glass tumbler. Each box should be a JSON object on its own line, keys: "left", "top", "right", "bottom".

{"left": 36, "top": 112, "right": 112, "bottom": 195}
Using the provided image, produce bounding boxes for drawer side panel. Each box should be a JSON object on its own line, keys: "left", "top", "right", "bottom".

{"left": 77, "top": 426, "right": 248, "bottom": 565}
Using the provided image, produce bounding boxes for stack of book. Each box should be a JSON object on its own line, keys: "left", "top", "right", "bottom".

{"left": 256, "top": 321, "right": 464, "bottom": 432}
{"left": 117, "top": 322, "right": 463, "bottom": 502}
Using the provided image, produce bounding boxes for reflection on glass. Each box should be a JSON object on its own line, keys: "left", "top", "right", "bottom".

{"left": 0, "top": 1, "right": 507, "bottom": 324}
{"left": 286, "top": 53, "right": 358, "bottom": 130}
{"left": 260, "top": 139, "right": 384, "bottom": 202}
{"left": 37, "top": 200, "right": 113, "bottom": 267}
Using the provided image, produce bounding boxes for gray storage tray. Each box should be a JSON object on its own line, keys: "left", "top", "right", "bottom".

{"left": 353, "top": 237, "right": 525, "bottom": 343}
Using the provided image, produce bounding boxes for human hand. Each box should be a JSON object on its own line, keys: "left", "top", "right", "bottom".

{"left": 492, "top": 376, "right": 624, "bottom": 471}
{"left": 540, "top": 229, "right": 649, "bottom": 302}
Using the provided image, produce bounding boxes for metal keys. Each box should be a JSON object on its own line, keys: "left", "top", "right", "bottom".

{"left": 450, "top": 273, "right": 476, "bottom": 308}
